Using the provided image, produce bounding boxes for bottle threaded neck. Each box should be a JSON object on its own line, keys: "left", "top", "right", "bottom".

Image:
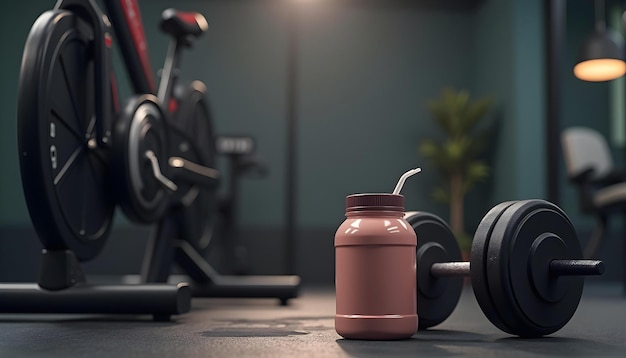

{"left": 345, "top": 193, "right": 404, "bottom": 212}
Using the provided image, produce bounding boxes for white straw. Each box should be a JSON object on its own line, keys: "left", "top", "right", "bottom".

{"left": 392, "top": 168, "right": 422, "bottom": 195}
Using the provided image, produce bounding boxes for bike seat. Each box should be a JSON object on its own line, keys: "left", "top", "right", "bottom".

{"left": 160, "top": 9, "right": 208, "bottom": 39}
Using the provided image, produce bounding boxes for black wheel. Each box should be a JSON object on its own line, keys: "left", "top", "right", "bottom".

{"left": 470, "top": 201, "right": 517, "bottom": 334}
{"left": 17, "top": 10, "right": 114, "bottom": 261}
{"left": 484, "top": 200, "right": 584, "bottom": 337}
{"left": 471, "top": 200, "right": 585, "bottom": 337}
{"left": 171, "top": 81, "right": 218, "bottom": 252}
{"left": 112, "top": 95, "right": 171, "bottom": 223}
{"left": 405, "top": 211, "right": 463, "bottom": 330}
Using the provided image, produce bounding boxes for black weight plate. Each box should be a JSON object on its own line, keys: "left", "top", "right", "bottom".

{"left": 405, "top": 211, "right": 462, "bottom": 329}
{"left": 486, "top": 200, "right": 584, "bottom": 337}
{"left": 171, "top": 81, "right": 218, "bottom": 252}
{"left": 112, "top": 95, "right": 170, "bottom": 223}
{"left": 470, "top": 201, "right": 518, "bottom": 334}
{"left": 18, "top": 10, "right": 114, "bottom": 261}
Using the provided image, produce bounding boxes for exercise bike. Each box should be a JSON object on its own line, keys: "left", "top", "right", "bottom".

{"left": 0, "top": 0, "right": 298, "bottom": 318}
{"left": 141, "top": 135, "right": 299, "bottom": 304}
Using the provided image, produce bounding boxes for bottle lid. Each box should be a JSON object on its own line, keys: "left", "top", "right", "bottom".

{"left": 346, "top": 193, "right": 404, "bottom": 212}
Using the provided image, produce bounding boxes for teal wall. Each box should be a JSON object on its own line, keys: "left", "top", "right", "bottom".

{"left": 0, "top": 0, "right": 547, "bottom": 235}
{"left": 471, "top": 0, "right": 516, "bottom": 229}
{"left": 0, "top": 2, "right": 52, "bottom": 226}
{"left": 512, "top": 0, "right": 546, "bottom": 200}
{"left": 296, "top": 3, "right": 474, "bottom": 228}
{"left": 469, "top": 0, "right": 546, "bottom": 228}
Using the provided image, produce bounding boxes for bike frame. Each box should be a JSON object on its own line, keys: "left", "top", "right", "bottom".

{"left": 102, "top": 0, "right": 157, "bottom": 95}
{"left": 103, "top": 0, "right": 185, "bottom": 109}
{"left": 53, "top": 0, "right": 183, "bottom": 145}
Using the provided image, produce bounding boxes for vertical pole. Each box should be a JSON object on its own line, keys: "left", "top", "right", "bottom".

{"left": 141, "top": 216, "right": 178, "bottom": 283}
{"left": 621, "top": 3, "right": 626, "bottom": 297}
{"left": 286, "top": 2, "right": 299, "bottom": 275}
{"left": 545, "top": 0, "right": 566, "bottom": 204}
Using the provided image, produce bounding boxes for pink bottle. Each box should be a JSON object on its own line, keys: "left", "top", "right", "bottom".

{"left": 335, "top": 192, "right": 418, "bottom": 340}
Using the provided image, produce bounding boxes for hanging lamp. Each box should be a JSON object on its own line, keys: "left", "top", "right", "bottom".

{"left": 574, "top": 0, "right": 626, "bottom": 82}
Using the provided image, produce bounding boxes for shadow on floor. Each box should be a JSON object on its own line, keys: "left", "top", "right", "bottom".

{"left": 336, "top": 329, "right": 625, "bottom": 357}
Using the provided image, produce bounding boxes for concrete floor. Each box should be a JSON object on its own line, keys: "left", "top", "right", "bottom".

{"left": 0, "top": 283, "right": 624, "bottom": 357}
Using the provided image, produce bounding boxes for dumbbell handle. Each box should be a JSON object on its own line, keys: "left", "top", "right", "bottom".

{"left": 430, "top": 259, "right": 604, "bottom": 277}
{"left": 430, "top": 262, "right": 470, "bottom": 277}
{"left": 549, "top": 259, "right": 604, "bottom": 276}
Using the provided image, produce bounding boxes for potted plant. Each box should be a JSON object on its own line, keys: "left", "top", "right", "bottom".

{"left": 419, "top": 88, "right": 495, "bottom": 254}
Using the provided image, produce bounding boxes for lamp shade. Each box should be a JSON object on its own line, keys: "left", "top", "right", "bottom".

{"left": 574, "top": 30, "right": 626, "bottom": 82}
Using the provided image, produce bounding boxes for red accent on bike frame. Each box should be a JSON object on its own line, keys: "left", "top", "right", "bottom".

{"left": 110, "top": 72, "right": 121, "bottom": 114}
{"left": 119, "top": 0, "right": 156, "bottom": 93}
{"left": 168, "top": 98, "right": 178, "bottom": 113}
{"left": 105, "top": 33, "right": 113, "bottom": 48}
{"left": 177, "top": 11, "right": 199, "bottom": 26}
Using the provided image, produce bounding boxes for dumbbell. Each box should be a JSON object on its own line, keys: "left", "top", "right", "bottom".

{"left": 405, "top": 199, "right": 604, "bottom": 337}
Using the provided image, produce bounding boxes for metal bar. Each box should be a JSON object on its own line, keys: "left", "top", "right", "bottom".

{"left": 141, "top": 215, "right": 178, "bottom": 283}
{"left": 169, "top": 157, "right": 219, "bottom": 188}
{"left": 550, "top": 259, "right": 605, "bottom": 276}
{"left": 145, "top": 150, "right": 178, "bottom": 191}
{"left": 545, "top": 0, "right": 566, "bottom": 204}
{"left": 0, "top": 283, "right": 190, "bottom": 315}
{"left": 285, "top": 2, "right": 299, "bottom": 275}
{"left": 174, "top": 240, "right": 300, "bottom": 303}
{"left": 102, "top": 0, "right": 156, "bottom": 94}
{"left": 157, "top": 39, "right": 181, "bottom": 106}
{"left": 430, "top": 262, "right": 471, "bottom": 277}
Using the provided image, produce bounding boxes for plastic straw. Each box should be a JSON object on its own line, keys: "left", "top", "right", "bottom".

{"left": 392, "top": 168, "right": 422, "bottom": 195}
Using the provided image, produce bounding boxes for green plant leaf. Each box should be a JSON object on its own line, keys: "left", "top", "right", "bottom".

{"left": 462, "top": 161, "right": 489, "bottom": 194}
{"left": 432, "top": 187, "right": 450, "bottom": 204}
{"left": 420, "top": 88, "right": 496, "bottom": 237}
